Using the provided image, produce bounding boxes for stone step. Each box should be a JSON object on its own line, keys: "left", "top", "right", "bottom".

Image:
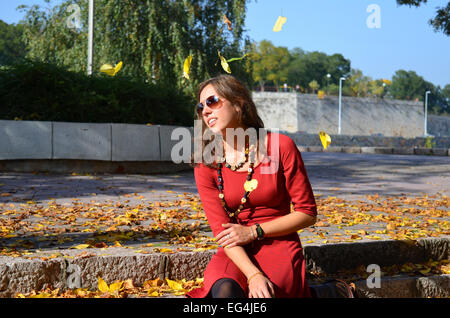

{"left": 0, "top": 237, "right": 448, "bottom": 298}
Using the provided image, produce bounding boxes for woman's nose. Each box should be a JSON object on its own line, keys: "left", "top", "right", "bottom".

{"left": 202, "top": 106, "right": 212, "bottom": 116}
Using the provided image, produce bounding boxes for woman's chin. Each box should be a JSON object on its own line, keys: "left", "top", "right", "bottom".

{"left": 208, "top": 126, "right": 223, "bottom": 135}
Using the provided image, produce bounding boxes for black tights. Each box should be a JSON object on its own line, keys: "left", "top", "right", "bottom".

{"left": 208, "top": 278, "right": 246, "bottom": 298}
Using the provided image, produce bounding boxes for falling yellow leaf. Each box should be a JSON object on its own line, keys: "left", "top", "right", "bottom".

{"left": 100, "top": 61, "right": 123, "bottom": 76}
{"left": 183, "top": 55, "right": 192, "bottom": 80}
{"left": 273, "top": 16, "right": 287, "bottom": 32}
{"left": 319, "top": 131, "right": 331, "bottom": 149}
{"left": 223, "top": 14, "right": 232, "bottom": 31}
{"left": 218, "top": 51, "right": 231, "bottom": 74}
{"left": 98, "top": 277, "right": 109, "bottom": 293}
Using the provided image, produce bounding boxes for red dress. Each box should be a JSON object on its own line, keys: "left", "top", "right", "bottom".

{"left": 185, "top": 132, "right": 317, "bottom": 298}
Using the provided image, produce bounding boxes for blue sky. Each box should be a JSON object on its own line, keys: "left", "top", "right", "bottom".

{"left": 1, "top": 0, "right": 449, "bottom": 87}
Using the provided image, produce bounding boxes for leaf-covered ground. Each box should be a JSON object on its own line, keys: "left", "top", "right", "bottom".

{"left": 0, "top": 169, "right": 448, "bottom": 298}
{"left": 0, "top": 191, "right": 448, "bottom": 259}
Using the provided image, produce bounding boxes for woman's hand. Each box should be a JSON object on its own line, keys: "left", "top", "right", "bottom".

{"left": 248, "top": 274, "right": 275, "bottom": 298}
{"left": 216, "top": 223, "right": 255, "bottom": 248}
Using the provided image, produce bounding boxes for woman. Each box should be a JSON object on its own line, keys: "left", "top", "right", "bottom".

{"left": 185, "top": 75, "right": 317, "bottom": 298}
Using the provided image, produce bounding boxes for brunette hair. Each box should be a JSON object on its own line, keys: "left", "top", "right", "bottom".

{"left": 191, "top": 75, "right": 265, "bottom": 169}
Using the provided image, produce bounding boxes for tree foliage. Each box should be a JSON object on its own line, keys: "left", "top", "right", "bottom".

{"left": 0, "top": 20, "right": 27, "bottom": 65}
{"left": 18, "top": 0, "right": 252, "bottom": 95}
{"left": 0, "top": 59, "right": 195, "bottom": 125}
{"left": 397, "top": 0, "right": 450, "bottom": 36}
{"left": 251, "top": 40, "right": 290, "bottom": 91}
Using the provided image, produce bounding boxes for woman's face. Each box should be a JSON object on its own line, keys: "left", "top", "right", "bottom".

{"left": 198, "top": 84, "right": 242, "bottom": 136}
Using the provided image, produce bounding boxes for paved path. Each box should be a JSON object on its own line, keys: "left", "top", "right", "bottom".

{"left": 1, "top": 152, "right": 449, "bottom": 203}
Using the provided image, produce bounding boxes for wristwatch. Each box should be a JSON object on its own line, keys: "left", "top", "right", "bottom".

{"left": 254, "top": 223, "right": 265, "bottom": 240}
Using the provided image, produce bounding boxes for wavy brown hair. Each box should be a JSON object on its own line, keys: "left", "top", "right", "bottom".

{"left": 191, "top": 75, "right": 265, "bottom": 169}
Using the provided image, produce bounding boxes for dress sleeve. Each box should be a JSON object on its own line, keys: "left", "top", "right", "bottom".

{"left": 280, "top": 135, "right": 318, "bottom": 217}
{"left": 194, "top": 164, "right": 233, "bottom": 237}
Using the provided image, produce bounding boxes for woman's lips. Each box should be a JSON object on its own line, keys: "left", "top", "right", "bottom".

{"left": 208, "top": 118, "right": 217, "bottom": 127}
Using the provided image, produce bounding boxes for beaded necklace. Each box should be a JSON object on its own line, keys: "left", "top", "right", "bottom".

{"left": 217, "top": 141, "right": 258, "bottom": 219}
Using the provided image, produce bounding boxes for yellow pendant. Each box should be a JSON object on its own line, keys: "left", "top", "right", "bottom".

{"left": 244, "top": 179, "right": 258, "bottom": 192}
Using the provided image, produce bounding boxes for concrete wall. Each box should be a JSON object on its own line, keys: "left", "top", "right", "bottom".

{"left": 252, "top": 92, "right": 430, "bottom": 137}
{"left": 0, "top": 120, "right": 193, "bottom": 163}
{"left": 429, "top": 115, "right": 450, "bottom": 137}
{"left": 1, "top": 120, "right": 449, "bottom": 166}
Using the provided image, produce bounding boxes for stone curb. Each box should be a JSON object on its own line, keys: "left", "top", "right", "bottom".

{"left": 352, "top": 274, "right": 450, "bottom": 298}
{"left": 298, "top": 146, "right": 450, "bottom": 156}
{"left": 0, "top": 237, "right": 448, "bottom": 298}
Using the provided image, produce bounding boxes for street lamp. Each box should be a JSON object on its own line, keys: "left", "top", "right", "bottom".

{"left": 338, "top": 77, "right": 346, "bottom": 135}
{"left": 326, "top": 73, "right": 331, "bottom": 95}
{"left": 87, "top": 0, "right": 95, "bottom": 75}
{"left": 424, "top": 90, "right": 431, "bottom": 136}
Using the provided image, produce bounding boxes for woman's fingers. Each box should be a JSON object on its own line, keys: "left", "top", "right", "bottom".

{"left": 216, "top": 231, "right": 232, "bottom": 246}
{"left": 268, "top": 283, "right": 276, "bottom": 298}
{"left": 262, "top": 287, "right": 272, "bottom": 298}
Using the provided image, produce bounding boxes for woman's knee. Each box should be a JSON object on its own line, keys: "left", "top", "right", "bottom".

{"left": 210, "top": 278, "right": 245, "bottom": 298}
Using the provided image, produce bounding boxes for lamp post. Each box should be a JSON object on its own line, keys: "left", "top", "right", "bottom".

{"left": 338, "top": 77, "right": 345, "bottom": 135}
{"left": 87, "top": 0, "right": 95, "bottom": 75}
{"left": 424, "top": 90, "right": 431, "bottom": 136}
{"left": 326, "top": 73, "right": 331, "bottom": 95}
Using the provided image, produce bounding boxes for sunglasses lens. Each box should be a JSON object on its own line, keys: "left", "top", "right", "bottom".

{"left": 196, "top": 103, "right": 204, "bottom": 116}
{"left": 196, "top": 96, "right": 220, "bottom": 116}
{"left": 206, "top": 96, "right": 220, "bottom": 108}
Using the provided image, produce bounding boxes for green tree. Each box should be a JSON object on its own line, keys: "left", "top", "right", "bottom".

{"left": 0, "top": 20, "right": 27, "bottom": 65}
{"left": 308, "top": 80, "right": 319, "bottom": 94}
{"left": 397, "top": 0, "right": 450, "bottom": 36}
{"left": 286, "top": 49, "right": 350, "bottom": 90}
{"left": 347, "top": 69, "right": 371, "bottom": 97}
{"left": 369, "top": 79, "right": 386, "bottom": 98}
{"left": 251, "top": 40, "right": 290, "bottom": 91}
{"left": 389, "top": 70, "right": 433, "bottom": 100}
{"left": 18, "top": 0, "right": 251, "bottom": 95}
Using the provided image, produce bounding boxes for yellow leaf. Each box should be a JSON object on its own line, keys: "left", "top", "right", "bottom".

{"left": 98, "top": 277, "right": 109, "bottom": 293}
{"left": 72, "top": 244, "right": 90, "bottom": 249}
{"left": 419, "top": 268, "right": 431, "bottom": 275}
{"left": 273, "top": 16, "right": 287, "bottom": 32}
{"left": 183, "top": 55, "right": 192, "bottom": 80}
{"left": 159, "top": 248, "right": 174, "bottom": 253}
{"left": 166, "top": 278, "right": 183, "bottom": 291}
{"left": 100, "top": 64, "right": 115, "bottom": 76}
{"left": 223, "top": 14, "right": 232, "bottom": 31}
{"left": 100, "top": 61, "right": 123, "bottom": 76}
{"left": 114, "top": 61, "right": 123, "bottom": 75}
{"left": 123, "top": 279, "right": 134, "bottom": 290}
{"left": 218, "top": 51, "right": 231, "bottom": 74}
{"left": 319, "top": 131, "right": 331, "bottom": 149}
{"left": 109, "top": 281, "right": 123, "bottom": 293}
{"left": 148, "top": 290, "right": 160, "bottom": 297}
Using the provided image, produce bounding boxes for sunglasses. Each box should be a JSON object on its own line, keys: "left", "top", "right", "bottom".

{"left": 196, "top": 95, "right": 222, "bottom": 116}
